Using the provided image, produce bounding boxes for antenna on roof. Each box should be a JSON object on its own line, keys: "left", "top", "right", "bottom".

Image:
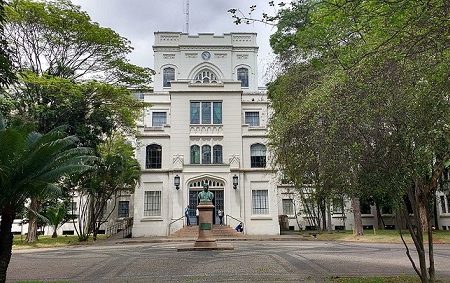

{"left": 184, "top": 0, "right": 190, "bottom": 34}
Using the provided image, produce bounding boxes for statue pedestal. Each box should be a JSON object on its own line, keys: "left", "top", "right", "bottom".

{"left": 194, "top": 201, "right": 217, "bottom": 248}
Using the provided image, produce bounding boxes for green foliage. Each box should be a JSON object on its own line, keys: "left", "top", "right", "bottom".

{"left": 0, "top": 114, "right": 95, "bottom": 208}
{"left": 5, "top": 0, "right": 152, "bottom": 86}
{"left": 0, "top": 0, "right": 15, "bottom": 87}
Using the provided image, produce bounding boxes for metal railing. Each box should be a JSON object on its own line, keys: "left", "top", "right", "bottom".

{"left": 225, "top": 214, "right": 244, "bottom": 233}
{"left": 168, "top": 215, "right": 186, "bottom": 236}
{"left": 106, "top": 217, "right": 133, "bottom": 238}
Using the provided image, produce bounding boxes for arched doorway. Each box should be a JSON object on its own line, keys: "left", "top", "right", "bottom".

{"left": 188, "top": 178, "right": 224, "bottom": 225}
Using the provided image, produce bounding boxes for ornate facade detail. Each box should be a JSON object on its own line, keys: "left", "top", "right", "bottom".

{"left": 237, "top": 54, "right": 249, "bottom": 60}
{"left": 160, "top": 35, "right": 180, "bottom": 42}
{"left": 190, "top": 125, "right": 223, "bottom": 136}
{"left": 232, "top": 35, "right": 252, "bottom": 42}
{"left": 229, "top": 154, "right": 240, "bottom": 169}
{"left": 214, "top": 53, "right": 227, "bottom": 58}
{"left": 163, "top": 54, "right": 175, "bottom": 59}
{"left": 185, "top": 53, "right": 198, "bottom": 58}
{"left": 173, "top": 154, "right": 184, "bottom": 170}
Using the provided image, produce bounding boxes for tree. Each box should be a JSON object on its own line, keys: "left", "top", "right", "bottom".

{"left": 233, "top": 1, "right": 450, "bottom": 282}
{"left": 30, "top": 202, "right": 67, "bottom": 238}
{"left": 0, "top": 114, "right": 95, "bottom": 282}
{"left": 2, "top": 0, "right": 151, "bottom": 242}
{"left": 4, "top": 0, "right": 152, "bottom": 85}
{"left": 0, "top": 0, "right": 14, "bottom": 87}
{"left": 74, "top": 134, "right": 140, "bottom": 241}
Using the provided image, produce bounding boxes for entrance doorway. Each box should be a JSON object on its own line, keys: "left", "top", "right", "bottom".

{"left": 187, "top": 178, "right": 225, "bottom": 225}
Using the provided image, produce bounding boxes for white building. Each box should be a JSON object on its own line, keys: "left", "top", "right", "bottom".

{"left": 132, "top": 32, "right": 279, "bottom": 237}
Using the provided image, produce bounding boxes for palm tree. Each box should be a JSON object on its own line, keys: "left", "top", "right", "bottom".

{"left": 30, "top": 202, "right": 67, "bottom": 238}
{"left": 0, "top": 114, "right": 95, "bottom": 283}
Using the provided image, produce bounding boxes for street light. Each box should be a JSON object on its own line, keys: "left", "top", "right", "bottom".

{"left": 174, "top": 175, "right": 180, "bottom": 190}
{"left": 233, "top": 174, "right": 238, "bottom": 189}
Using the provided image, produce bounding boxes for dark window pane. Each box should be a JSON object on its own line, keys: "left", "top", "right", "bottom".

{"left": 213, "top": 145, "right": 223, "bottom": 164}
{"left": 201, "top": 102, "right": 211, "bottom": 124}
{"left": 250, "top": 144, "right": 266, "bottom": 168}
{"left": 163, "top": 67, "right": 175, "bottom": 87}
{"left": 245, "top": 112, "right": 259, "bottom": 126}
{"left": 202, "top": 145, "right": 211, "bottom": 164}
{"left": 152, "top": 112, "right": 166, "bottom": 127}
{"left": 190, "top": 145, "right": 200, "bottom": 164}
{"left": 237, "top": 68, "right": 249, "bottom": 87}
{"left": 118, "top": 201, "right": 129, "bottom": 218}
{"left": 146, "top": 144, "right": 162, "bottom": 169}
{"left": 190, "top": 102, "right": 200, "bottom": 124}
{"left": 213, "top": 102, "right": 222, "bottom": 124}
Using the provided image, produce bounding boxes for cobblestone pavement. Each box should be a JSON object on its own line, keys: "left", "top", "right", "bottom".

{"left": 7, "top": 241, "right": 450, "bottom": 282}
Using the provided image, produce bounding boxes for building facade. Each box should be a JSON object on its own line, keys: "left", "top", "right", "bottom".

{"left": 132, "top": 32, "right": 279, "bottom": 237}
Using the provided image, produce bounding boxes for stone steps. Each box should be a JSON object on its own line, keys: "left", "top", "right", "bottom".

{"left": 171, "top": 225, "right": 243, "bottom": 238}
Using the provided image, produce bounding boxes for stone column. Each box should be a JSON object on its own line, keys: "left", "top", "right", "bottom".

{"left": 195, "top": 201, "right": 217, "bottom": 248}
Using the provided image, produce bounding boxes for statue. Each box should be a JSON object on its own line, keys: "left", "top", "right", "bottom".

{"left": 198, "top": 183, "right": 214, "bottom": 203}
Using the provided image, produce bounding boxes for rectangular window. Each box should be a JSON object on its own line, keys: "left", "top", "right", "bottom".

{"left": 201, "top": 102, "right": 211, "bottom": 124}
{"left": 152, "top": 112, "right": 167, "bottom": 127}
{"left": 190, "top": 102, "right": 200, "bottom": 124}
{"left": 282, "top": 199, "right": 294, "bottom": 215}
{"left": 144, "top": 191, "right": 161, "bottom": 216}
{"left": 360, "top": 200, "right": 372, "bottom": 214}
{"left": 332, "top": 198, "right": 343, "bottom": 214}
{"left": 118, "top": 201, "right": 129, "bottom": 218}
{"left": 441, "top": 195, "right": 447, "bottom": 213}
{"left": 252, "top": 190, "right": 269, "bottom": 214}
{"left": 245, "top": 112, "right": 260, "bottom": 126}
{"left": 213, "top": 102, "right": 222, "bottom": 124}
{"left": 190, "top": 101, "right": 222, "bottom": 124}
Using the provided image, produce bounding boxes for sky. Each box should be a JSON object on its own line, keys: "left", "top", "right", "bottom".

{"left": 71, "top": 0, "right": 281, "bottom": 86}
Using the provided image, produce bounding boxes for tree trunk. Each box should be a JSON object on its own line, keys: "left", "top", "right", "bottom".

{"left": 375, "top": 203, "right": 385, "bottom": 230}
{"left": 327, "top": 201, "right": 332, "bottom": 232}
{"left": 352, "top": 197, "right": 363, "bottom": 235}
{"left": 25, "top": 197, "right": 39, "bottom": 243}
{"left": 0, "top": 205, "right": 16, "bottom": 283}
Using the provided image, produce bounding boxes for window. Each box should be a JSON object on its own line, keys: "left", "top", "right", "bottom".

{"left": 190, "top": 101, "right": 222, "bottom": 124}
{"left": 252, "top": 190, "right": 269, "bottom": 214}
{"left": 134, "top": 93, "right": 144, "bottom": 100}
{"left": 360, "top": 199, "right": 372, "bottom": 214}
{"left": 441, "top": 195, "right": 447, "bottom": 213}
{"left": 237, "top": 68, "right": 249, "bottom": 87}
{"left": 152, "top": 112, "right": 167, "bottom": 127}
{"left": 282, "top": 199, "right": 294, "bottom": 215}
{"left": 67, "top": 202, "right": 78, "bottom": 217}
{"left": 146, "top": 144, "right": 162, "bottom": 169}
{"left": 163, "top": 67, "right": 175, "bottom": 87}
{"left": 245, "top": 112, "right": 260, "bottom": 126}
{"left": 332, "top": 198, "right": 344, "bottom": 214}
{"left": 194, "top": 69, "right": 218, "bottom": 83}
{"left": 144, "top": 191, "right": 161, "bottom": 216}
{"left": 381, "top": 203, "right": 393, "bottom": 214}
{"left": 118, "top": 201, "right": 129, "bottom": 218}
{"left": 202, "top": 145, "right": 211, "bottom": 164}
{"left": 250, "top": 144, "right": 266, "bottom": 168}
{"left": 190, "top": 145, "right": 200, "bottom": 164}
{"left": 213, "top": 145, "right": 223, "bottom": 164}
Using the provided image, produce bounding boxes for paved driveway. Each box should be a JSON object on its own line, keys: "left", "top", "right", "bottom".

{"left": 7, "top": 241, "right": 450, "bottom": 282}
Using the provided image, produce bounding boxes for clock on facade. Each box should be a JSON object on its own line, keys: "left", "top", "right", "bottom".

{"left": 201, "top": 51, "right": 211, "bottom": 60}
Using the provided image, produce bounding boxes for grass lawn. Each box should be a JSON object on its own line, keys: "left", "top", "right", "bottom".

{"left": 13, "top": 234, "right": 107, "bottom": 249}
{"left": 294, "top": 230, "right": 450, "bottom": 244}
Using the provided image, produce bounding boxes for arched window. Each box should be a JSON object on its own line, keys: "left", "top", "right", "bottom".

{"left": 250, "top": 143, "right": 266, "bottom": 168}
{"left": 163, "top": 67, "right": 175, "bottom": 87}
{"left": 194, "top": 69, "right": 218, "bottom": 84}
{"left": 190, "top": 145, "right": 200, "bottom": 164}
{"left": 146, "top": 144, "right": 162, "bottom": 169}
{"left": 213, "top": 145, "right": 223, "bottom": 164}
{"left": 237, "top": 68, "right": 249, "bottom": 87}
{"left": 202, "top": 145, "right": 211, "bottom": 164}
